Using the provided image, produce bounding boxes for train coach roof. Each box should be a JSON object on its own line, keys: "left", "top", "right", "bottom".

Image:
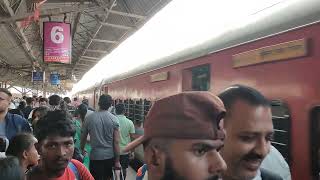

{"left": 100, "top": 0, "right": 320, "bottom": 86}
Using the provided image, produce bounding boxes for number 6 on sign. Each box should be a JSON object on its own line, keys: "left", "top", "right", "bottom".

{"left": 51, "top": 26, "right": 64, "bottom": 44}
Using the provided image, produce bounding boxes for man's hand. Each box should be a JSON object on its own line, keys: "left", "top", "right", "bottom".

{"left": 114, "top": 161, "right": 121, "bottom": 170}
{"left": 81, "top": 149, "right": 87, "bottom": 156}
{"left": 129, "top": 152, "right": 135, "bottom": 160}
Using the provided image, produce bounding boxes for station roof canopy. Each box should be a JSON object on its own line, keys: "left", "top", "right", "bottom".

{"left": 0, "top": 0, "right": 170, "bottom": 92}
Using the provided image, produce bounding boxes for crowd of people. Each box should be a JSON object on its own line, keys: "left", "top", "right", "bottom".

{"left": 0, "top": 85, "right": 294, "bottom": 180}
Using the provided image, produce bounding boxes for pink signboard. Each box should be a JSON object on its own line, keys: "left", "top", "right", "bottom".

{"left": 43, "top": 22, "right": 71, "bottom": 64}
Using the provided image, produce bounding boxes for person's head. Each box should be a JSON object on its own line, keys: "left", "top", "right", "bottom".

{"left": 26, "top": 97, "right": 33, "bottom": 106}
{"left": 115, "top": 103, "right": 125, "bottom": 115}
{"left": 63, "top": 97, "right": 71, "bottom": 104}
{"left": 75, "top": 104, "right": 87, "bottom": 121}
{"left": 82, "top": 99, "right": 89, "bottom": 106}
{"left": 6, "top": 133, "right": 39, "bottom": 167}
{"left": 218, "top": 85, "right": 273, "bottom": 180}
{"left": 48, "top": 95, "right": 61, "bottom": 106}
{"left": 18, "top": 101, "right": 26, "bottom": 110}
{"left": 98, "top": 94, "right": 112, "bottom": 110}
{"left": 0, "top": 88, "right": 12, "bottom": 113}
{"left": 32, "top": 106, "right": 49, "bottom": 125}
{"left": 0, "top": 156, "right": 24, "bottom": 180}
{"left": 34, "top": 110, "right": 75, "bottom": 176}
{"left": 39, "top": 97, "right": 48, "bottom": 107}
{"left": 73, "top": 97, "right": 78, "bottom": 102}
{"left": 125, "top": 92, "right": 227, "bottom": 180}
{"left": 135, "top": 120, "right": 143, "bottom": 128}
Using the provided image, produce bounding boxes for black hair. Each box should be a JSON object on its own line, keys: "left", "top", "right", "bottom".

{"left": 26, "top": 97, "right": 33, "bottom": 105}
{"left": 76, "top": 104, "right": 87, "bottom": 122}
{"left": 82, "top": 99, "right": 89, "bottom": 106}
{"left": 63, "top": 97, "right": 71, "bottom": 104}
{"left": 48, "top": 95, "right": 61, "bottom": 106}
{"left": 6, "top": 133, "right": 37, "bottom": 158}
{"left": 98, "top": 94, "right": 112, "bottom": 110}
{"left": 218, "top": 84, "right": 270, "bottom": 114}
{"left": 17, "top": 101, "right": 26, "bottom": 110}
{"left": 115, "top": 103, "right": 125, "bottom": 115}
{"left": 34, "top": 110, "right": 75, "bottom": 143}
{"left": 0, "top": 88, "right": 12, "bottom": 97}
{"left": 39, "top": 97, "right": 47, "bottom": 103}
{"left": 73, "top": 97, "right": 78, "bottom": 101}
{"left": 8, "top": 109, "right": 24, "bottom": 117}
{"left": 0, "top": 156, "right": 23, "bottom": 180}
{"left": 135, "top": 120, "right": 143, "bottom": 126}
{"left": 32, "top": 106, "right": 49, "bottom": 120}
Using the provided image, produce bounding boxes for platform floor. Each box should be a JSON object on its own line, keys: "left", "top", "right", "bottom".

{"left": 126, "top": 166, "right": 137, "bottom": 180}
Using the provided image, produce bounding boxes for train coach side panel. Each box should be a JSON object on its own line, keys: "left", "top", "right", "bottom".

{"left": 104, "top": 23, "right": 320, "bottom": 180}
{"left": 208, "top": 23, "right": 320, "bottom": 180}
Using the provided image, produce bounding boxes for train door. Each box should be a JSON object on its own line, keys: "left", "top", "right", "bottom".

{"left": 310, "top": 106, "right": 320, "bottom": 180}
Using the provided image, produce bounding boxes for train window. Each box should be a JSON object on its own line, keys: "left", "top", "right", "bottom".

{"left": 134, "top": 99, "right": 144, "bottom": 122}
{"left": 270, "top": 100, "right": 291, "bottom": 165}
{"left": 310, "top": 106, "right": 320, "bottom": 179}
{"left": 191, "top": 64, "right": 210, "bottom": 91}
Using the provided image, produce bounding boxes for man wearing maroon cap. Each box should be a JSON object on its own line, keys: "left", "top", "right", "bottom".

{"left": 124, "top": 91, "right": 227, "bottom": 180}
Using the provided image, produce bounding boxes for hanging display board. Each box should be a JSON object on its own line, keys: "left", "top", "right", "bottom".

{"left": 43, "top": 22, "right": 71, "bottom": 64}
{"left": 50, "top": 73, "right": 60, "bottom": 85}
{"left": 32, "top": 71, "right": 45, "bottom": 82}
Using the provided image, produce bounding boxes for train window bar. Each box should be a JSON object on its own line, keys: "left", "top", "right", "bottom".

{"left": 270, "top": 100, "right": 291, "bottom": 166}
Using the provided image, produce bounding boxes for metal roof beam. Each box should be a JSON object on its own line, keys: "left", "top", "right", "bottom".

{"left": 0, "top": 4, "right": 96, "bottom": 24}
{"left": 86, "top": 49, "right": 108, "bottom": 53}
{"left": 77, "top": 64, "right": 92, "bottom": 67}
{"left": 81, "top": 56, "right": 99, "bottom": 60}
{"left": 2, "top": 0, "right": 36, "bottom": 65}
{"left": 92, "top": 39, "right": 118, "bottom": 44}
{"left": 104, "top": 9, "right": 146, "bottom": 20}
{"left": 79, "top": 58, "right": 99, "bottom": 63}
{"left": 100, "top": 22, "right": 132, "bottom": 30}
{"left": 73, "top": 0, "right": 117, "bottom": 70}
{"left": 92, "top": 0, "right": 146, "bottom": 19}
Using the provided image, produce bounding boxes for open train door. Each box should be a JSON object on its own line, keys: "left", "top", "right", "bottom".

{"left": 310, "top": 106, "right": 320, "bottom": 180}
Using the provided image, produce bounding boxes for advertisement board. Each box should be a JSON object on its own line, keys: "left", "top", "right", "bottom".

{"left": 50, "top": 73, "right": 60, "bottom": 85}
{"left": 43, "top": 22, "right": 71, "bottom": 64}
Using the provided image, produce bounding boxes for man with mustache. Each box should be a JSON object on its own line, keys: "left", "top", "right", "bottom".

{"left": 218, "top": 85, "right": 283, "bottom": 180}
{"left": 124, "top": 91, "right": 227, "bottom": 180}
{"left": 27, "top": 110, "right": 94, "bottom": 180}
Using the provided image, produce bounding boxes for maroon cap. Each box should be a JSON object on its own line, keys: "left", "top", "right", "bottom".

{"left": 123, "top": 91, "right": 226, "bottom": 152}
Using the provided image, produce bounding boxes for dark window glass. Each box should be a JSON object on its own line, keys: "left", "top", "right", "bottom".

{"left": 191, "top": 64, "right": 210, "bottom": 91}
{"left": 310, "top": 106, "right": 320, "bottom": 179}
{"left": 270, "top": 100, "right": 291, "bottom": 165}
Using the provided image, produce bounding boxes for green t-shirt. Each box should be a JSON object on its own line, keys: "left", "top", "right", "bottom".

{"left": 116, "top": 115, "right": 135, "bottom": 154}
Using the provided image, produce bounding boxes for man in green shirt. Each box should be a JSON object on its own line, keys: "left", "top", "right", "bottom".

{"left": 115, "top": 103, "right": 135, "bottom": 179}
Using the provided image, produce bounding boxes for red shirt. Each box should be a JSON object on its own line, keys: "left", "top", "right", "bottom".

{"left": 27, "top": 159, "right": 94, "bottom": 180}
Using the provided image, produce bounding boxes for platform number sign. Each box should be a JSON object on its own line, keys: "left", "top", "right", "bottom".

{"left": 43, "top": 22, "right": 71, "bottom": 64}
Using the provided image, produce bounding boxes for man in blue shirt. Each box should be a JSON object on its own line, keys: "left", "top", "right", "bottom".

{"left": 0, "top": 88, "right": 31, "bottom": 140}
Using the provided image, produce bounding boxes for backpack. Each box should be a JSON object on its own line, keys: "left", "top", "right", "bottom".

{"left": 68, "top": 161, "right": 81, "bottom": 180}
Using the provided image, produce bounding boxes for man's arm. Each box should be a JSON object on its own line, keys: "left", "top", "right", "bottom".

{"left": 80, "top": 120, "right": 89, "bottom": 153}
{"left": 129, "top": 121, "right": 136, "bottom": 141}
{"left": 113, "top": 128, "right": 121, "bottom": 168}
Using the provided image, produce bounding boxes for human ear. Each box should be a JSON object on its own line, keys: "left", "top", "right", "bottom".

{"left": 22, "top": 150, "right": 28, "bottom": 159}
{"left": 145, "top": 146, "right": 167, "bottom": 178}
